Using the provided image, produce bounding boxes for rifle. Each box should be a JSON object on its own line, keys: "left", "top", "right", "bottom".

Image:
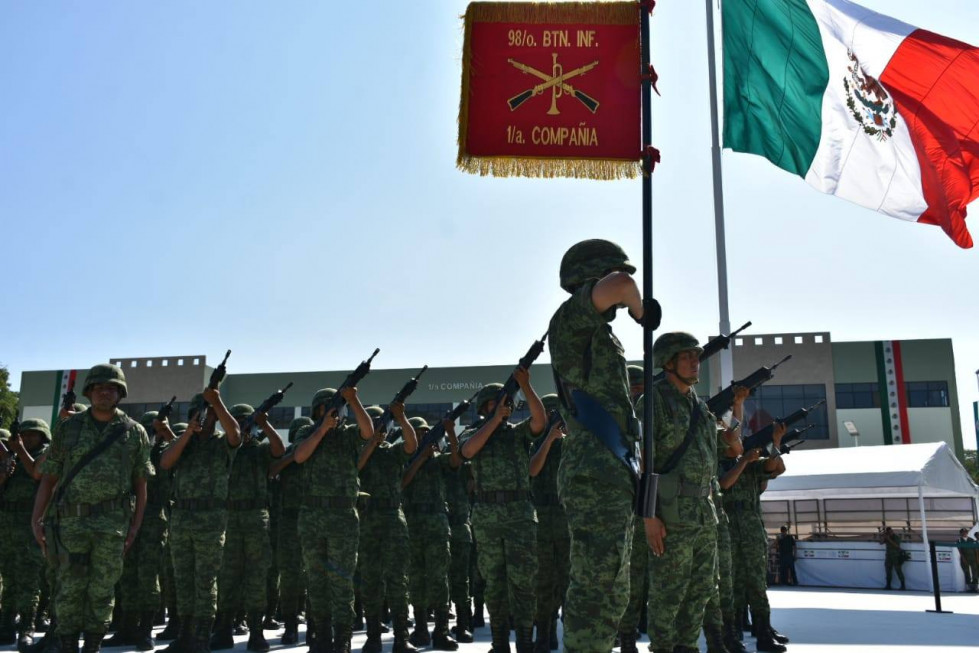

{"left": 651, "top": 321, "right": 752, "bottom": 383}
{"left": 375, "top": 366, "right": 428, "bottom": 437}
{"left": 197, "top": 350, "right": 232, "bottom": 426}
{"left": 706, "top": 355, "right": 792, "bottom": 416}
{"left": 541, "top": 409, "right": 565, "bottom": 437}
{"left": 312, "top": 349, "right": 380, "bottom": 432}
{"left": 157, "top": 396, "right": 177, "bottom": 422}
{"left": 780, "top": 439, "right": 809, "bottom": 455}
{"left": 492, "top": 332, "right": 548, "bottom": 408}
{"left": 241, "top": 382, "right": 294, "bottom": 432}
{"left": 61, "top": 376, "right": 77, "bottom": 414}
{"left": 742, "top": 400, "right": 826, "bottom": 451}
{"left": 406, "top": 390, "right": 480, "bottom": 466}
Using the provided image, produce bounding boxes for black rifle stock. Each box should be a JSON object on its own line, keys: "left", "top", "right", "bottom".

{"left": 651, "top": 321, "right": 752, "bottom": 384}
{"left": 706, "top": 355, "right": 792, "bottom": 416}
{"left": 241, "top": 382, "right": 295, "bottom": 432}
{"left": 493, "top": 332, "right": 548, "bottom": 407}
{"left": 742, "top": 400, "right": 826, "bottom": 451}
{"left": 313, "top": 349, "right": 380, "bottom": 432}
{"left": 406, "top": 390, "right": 479, "bottom": 465}
{"left": 376, "top": 366, "right": 428, "bottom": 437}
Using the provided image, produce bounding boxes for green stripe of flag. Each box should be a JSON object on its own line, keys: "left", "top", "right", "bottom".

{"left": 722, "top": 0, "right": 829, "bottom": 176}
{"left": 874, "top": 342, "right": 894, "bottom": 444}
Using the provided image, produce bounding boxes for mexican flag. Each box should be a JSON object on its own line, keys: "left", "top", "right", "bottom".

{"left": 723, "top": 0, "right": 978, "bottom": 248}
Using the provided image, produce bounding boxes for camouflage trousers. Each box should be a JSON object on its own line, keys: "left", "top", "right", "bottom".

{"left": 0, "top": 512, "right": 44, "bottom": 620}
{"left": 727, "top": 510, "right": 770, "bottom": 618}
{"left": 648, "top": 521, "right": 718, "bottom": 650}
{"left": 217, "top": 509, "right": 272, "bottom": 614}
{"left": 299, "top": 507, "right": 359, "bottom": 628}
{"left": 359, "top": 508, "right": 410, "bottom": 619}
{"left": 534, "top": 510, "right": 570, "bottom": 625}
{"left": 703, "top": 509, "right": 733, "bottom": 629}
{"left": 51, "top": 515, "right": 127, "bottom": 635}
{"left": 448, "top": 524, "right": 472, "bottom": 610}
{"left": 161, "top": 538, "right": 176, "bottom": 616}
{"left": 405, "top": 511, "right": 450, "bottom": 612}
{"left": 169, "top": 509, "right": 227, "bottom": 620}
{"left": 618, "top": 515, "right": 648, "bottom": 633}
{"left": 558, "top": 473, "right": 633, "bottom": 653}
{"left": 472, "top": 502, "right": 538, "bottom": 632}
{"left": 276, "top": 512, "right": 305, "bottom": 616}
{"left": 117, "top": 515, "right": 167, "bottom": 612}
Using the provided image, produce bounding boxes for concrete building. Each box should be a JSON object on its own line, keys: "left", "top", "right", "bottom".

{"left": 17, "top": 332, "right": 965, "bottom": 459}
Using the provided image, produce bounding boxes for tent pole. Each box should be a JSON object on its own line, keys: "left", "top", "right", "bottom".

{"left": 918, "top": 485, "right": 934, "bottom": 592}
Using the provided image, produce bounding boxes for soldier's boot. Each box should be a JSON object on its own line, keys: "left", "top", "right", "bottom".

{"left": 262, "top": 615, "right": 280, "bottom": 631}
{"left": 514, "top": 626, "right": 533, "bottom": 653}
{"left": 133, "top": 612, "right": 155, "bottom": 652}
{"left": 391, "top": 612, "right": 417, "bottom": 653}
{"left": 34, "top": 614, "right": 51, "bottom": 634}
{"left": 246, "top": 613, "right": 270, "bottom": 652}
{"left": 432, "top": 611, "right": 458, "bottom": 651}
{"left": 17, "top": 615, "right": 36, "bottom": 653}
{"left": 353, "top": 596, "right": 365, "bottom": 632}
{"left": 281, "top": 615, "right": 300, "bottom": 646}
{"left": 361, "top": 617, "right": 383, "bottom": 653}
{"left": 722, "top": 615, "right": 747, "bottom": 653}
{"left": 104, "top": 610, "right": 138, "bottom": 647}
{"left": 617, "top": 631, "right": 638, "bottom": 653}
{"left": 638, "top": 601, "right": 648, "bottom": 636}
{"left": 334, "top": 625, "right": 352, "bottom": 653}
{"left": 80, "top": 632, "right": 103, "bottom": 653}
{"left": 451, "top": 604, "right": 473, "bottom": 644}
{"left": 472, "top": 601, "right": 485, "bottom": 629}
{"left": 673, "top": 647, "right": 699, "bottom": 653}
{"left": 314, "top": 615, "right": 333, "bottom": 653}
{"left": 59, "top": 633, "right": 80, "bottom": 653}
{"left": 196, "top": 619, "right": 215, "bottom": 653}
{"left": 753, "top": 611, "right": 789, "bottom": 645}
{"left": 0, "top": 611, "right": 18, "bottom": 645}
{"left": 489, "top": 619, "right": 511, "bottom": 653}
{"left": 548, "top": 613, "right": 558, "bottom": 651}
{"left": 158, "top": 614, "right": 181, "bottom": 642}
{"left": 209, "top": 613, "right": 235, "bottom": 651}
{"left": 233, "top": 613, "right": 248, "bottom": 636}
{"left": 704, "top": 625, "right": 731, "bottom": 653}
{"left": 408, "top": 606, "right": 430, "bottom": 648}
{"left": 753, "top": 615, "right": 786, "bottom": 653}
{"left": 164, "top": 617, "right": 194, "bottom": 653}
{"left": 24, "top": 628, "right": 55, "bottom": 653}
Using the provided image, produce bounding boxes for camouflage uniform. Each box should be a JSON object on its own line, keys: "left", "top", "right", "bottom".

{"left": 548, "top": 280, "right": 639, "bottom": 653}
{"left": 722, "top": 461, "right": 773, "bottom": 626}
{"left": 358, "top": 439, "right": 412, "bottom": 644}
{"left": 444, "top": 461, "right": 474, "bottom": 638}
{"left": 296, "top": 421, "right": 363, "bottom": 647}
{"left": 530, "top": 431, "right": 570, "bottom": 652}
{"left": 275, "top": 419, "right": 311, "bottom": 642}
{"left": 39, "top": 408, "right": 152, "bottom": 639}
{"left": 0, "top": 434, "right": 48, "bottom": 643}
{"left": 644, "top": 379, "right": 719, "bottom": 653}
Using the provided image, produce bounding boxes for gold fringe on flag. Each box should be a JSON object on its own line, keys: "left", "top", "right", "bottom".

{"left": 457, "top": 1, "right": 642, "bottom": 181}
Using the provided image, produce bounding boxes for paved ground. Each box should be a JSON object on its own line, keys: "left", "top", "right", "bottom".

{"left": 7, "top": 587, "right": 979, "bottom": 652}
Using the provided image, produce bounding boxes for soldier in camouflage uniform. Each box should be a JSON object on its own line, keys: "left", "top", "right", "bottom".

{"left": 548, "top": 240, "right": 658, "bottom": 653}
{"left": 211, "top": 404, "right": 285, "bottom": 652}
{"left": 159, "top": 388, "right": 242, "bottom": 653}
{"left": 444, "top": 446, "right": 474, "bottom": 644}
{"left": 722, "top": 424, "right": 787, "bottom": 653}
{"left": 268, "top": 417, "right": 313, "bottom": 645}
{"left": 356, "top": 403, "right": 418, "bottom": 653}
{"left": 0, "top": 419, "right": 50, "bottom": 649}
{"left": 529, "top": 395, "right": 569, "bottom": 653}
{"left": 644, "top": 334, "right": 719, "bottom": 653}
{"left": 293, "top": 386, "right": 374, "bottom": 653}
{"left": 32, "top": 364, "right": 153, "bottom": 653}
{"left": 460, "top": 373, "right": 546, "bottom": 653}
{"left": 104, "top": 411, "right": 174, "bottom": 651}
{"left": 401, "top": 417, "right": 461, "bottom": 651}
{"left": 157, "top": 422, "right": 187, "bottom": 644}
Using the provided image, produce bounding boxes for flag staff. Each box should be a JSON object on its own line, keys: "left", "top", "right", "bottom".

{"left": 705, "top": 0, "right": 735, "bottom": 390}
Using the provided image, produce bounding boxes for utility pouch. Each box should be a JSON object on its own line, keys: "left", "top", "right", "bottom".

{"left": 656, "top": 472, "right": 682, "bottom": 523}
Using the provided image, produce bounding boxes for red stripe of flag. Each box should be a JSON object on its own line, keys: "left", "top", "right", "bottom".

{"left": 891, "top": 341, "right": 912, "bottom": 444}
{"left": 881, "top": 29, "right": 979, "bottom": 249}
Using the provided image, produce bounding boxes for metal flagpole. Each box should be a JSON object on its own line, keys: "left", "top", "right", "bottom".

{"left": 705, "top": 0, "right": 734, "bottom": 391}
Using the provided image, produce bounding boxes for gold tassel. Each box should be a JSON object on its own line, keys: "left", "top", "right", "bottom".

{"left": 457, "top": 155, "right": 640, "bottom": 180}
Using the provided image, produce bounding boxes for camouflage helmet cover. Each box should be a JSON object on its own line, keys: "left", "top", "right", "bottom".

{"left": 72, "top": 403, "right": 87, "bottom": 413}
{"left": 540, "top": 394, "right": 561, "bottom": 413}
{"left": 172, "top": 422, "right": 189, "bottom": 436}
{"left": 559, "top": 239, "right": 636, "bottom": 293}
{"left": 311, "top": 388, "right": 337, "bottom": 413}
{"left": 18, "top": 418, "right": 52, "bottom": 442}
{"left": 0, "top": 428, "right": 9, "bottom": 440}
{"left": 365, "top": 405, "right": 384, "bottom": 419}
{"left": 476, "top": 383, "right": 504, "bottom": 414}
{"left": 653, "top": 332, "right": 703, "bottom": 369}
{"left": 408, "top": 416, "right": 430, "bottom": 432}
{"left": 230, "top": 404, "right": 255, "bottom": 420}
{"left": 83, "top": 363, "right": 128, "bottom": 399}
{"left": 139, "top": 411, "right": 159, "bottom": 432}
{"left": 288, "top": 417, "right": 314, "bottom": 443}
{"left": 627, "top": 365, "right": 644, "bottom": 387}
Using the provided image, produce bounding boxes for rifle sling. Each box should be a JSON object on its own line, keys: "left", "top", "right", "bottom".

{"left": 657, "top": 399, "right": 703, "bottom": 476}
{"left": 53, "top": 417, "right": 136, "bottom": 507}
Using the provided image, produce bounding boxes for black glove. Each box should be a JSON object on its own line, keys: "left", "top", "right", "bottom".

{"left": 632, "top": 297, "right": 662, "bottom": 330}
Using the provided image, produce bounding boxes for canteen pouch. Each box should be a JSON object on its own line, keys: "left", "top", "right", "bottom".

{"left": 656, "top": 472, "right": 681, "bottom": 524}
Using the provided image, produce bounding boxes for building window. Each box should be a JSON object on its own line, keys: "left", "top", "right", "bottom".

{"left": 744, "top": 384, "right": 829, "bottom": 440}
{"left": 905, "top": 381, "right": 949, "bottom": 408}
{"left": 835, "top": 382, "right": 880, "bottom": 409}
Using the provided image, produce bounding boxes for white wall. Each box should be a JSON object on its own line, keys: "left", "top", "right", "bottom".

{"left": 837, "top": 409, "right": 885, "bottom": 447}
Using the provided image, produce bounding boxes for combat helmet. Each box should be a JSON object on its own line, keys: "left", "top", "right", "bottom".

{"left": 311, "top": 388, "right": 337, "bottom": 415}
{"left": 188, "top": 393, "right": 208, "bottom": 420}
{"left": 365, "top": 405, "right": 384, "bottom": 420}
{"left": 476, "top": 383, "right": 504, "bottom": 415}
{"left": 559, "top": 239, "right": 636, "bottom": 293}
{"left": 83, "top": 363, "right": 128, "bottom": 399}
{"left": 288, "top": 417, "right": 314, "bottom": 443}
{"left": 172, "top": 422, "right": 189, "bottom": 436}
{"left": 627, "top": 365, "right": 644, "bottom": 388}
{"left": 408, "top": 416, "right": 430, "bottom": 432}
{"left": 139, "top": 411, "right": 159, "bottom": 433}
{"left": 18, "top": 418, "right": 52, "bottom": 443}
{"left": 653, "top": 332, "right": 703, "bottom": 369}
{"left": 230, "top": 404, "right": 255, "bottom": 420}
{"left": 541, "top": 394, "right": 561, "bottom": 414}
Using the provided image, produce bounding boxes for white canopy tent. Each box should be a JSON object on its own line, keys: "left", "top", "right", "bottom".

{"left": 762, "top": 442, "right": 979, "bottom": 591}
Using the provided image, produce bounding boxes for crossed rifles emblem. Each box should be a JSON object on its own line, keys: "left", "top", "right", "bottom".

{"left": 507, "top": 54, "right": 600, "bottom": 115}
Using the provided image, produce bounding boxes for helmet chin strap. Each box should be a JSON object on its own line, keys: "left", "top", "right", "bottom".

{"left": 665, "top": 368, "right": 699, "bottom": 387}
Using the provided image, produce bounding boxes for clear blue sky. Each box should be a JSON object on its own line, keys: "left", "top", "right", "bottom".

{"left": 2, "top": 1, "right": 977, "bottom": 442}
